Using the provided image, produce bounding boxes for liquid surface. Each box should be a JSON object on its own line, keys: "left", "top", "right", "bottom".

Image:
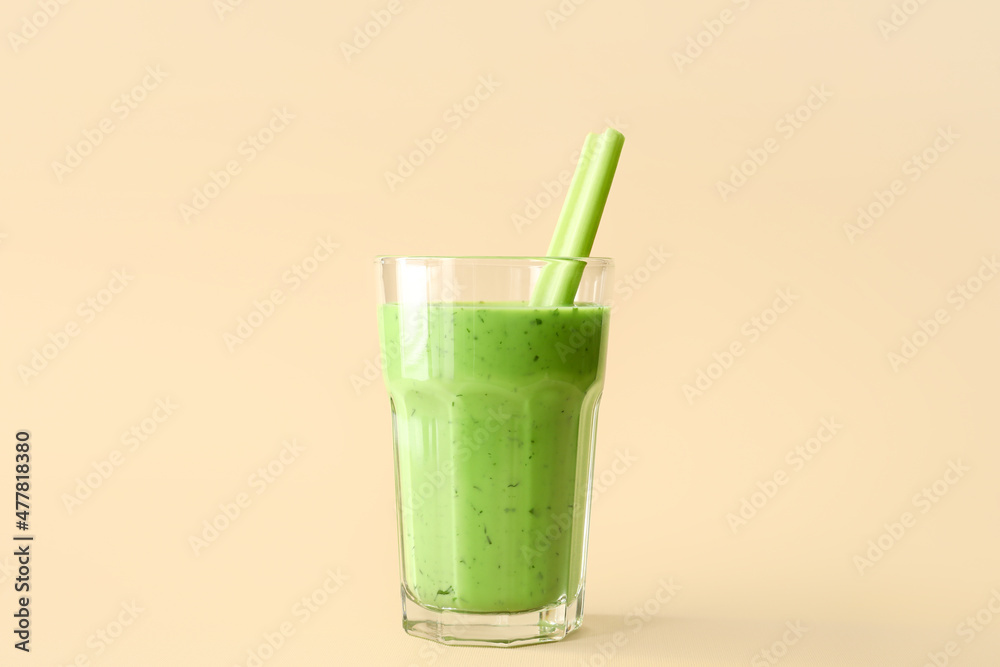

{"left": 379, "top": 302, "right": 609, "bottom": 613}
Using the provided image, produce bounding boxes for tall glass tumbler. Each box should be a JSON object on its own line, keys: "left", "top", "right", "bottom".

{"left": 375, "top": 257, "right": 612, "bottom": 646}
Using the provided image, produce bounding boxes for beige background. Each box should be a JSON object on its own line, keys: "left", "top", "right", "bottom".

{"left": 2, "top": 0, "right": 999, "bottom": 664}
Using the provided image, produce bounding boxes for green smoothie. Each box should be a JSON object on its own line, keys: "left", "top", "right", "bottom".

{"left": 378, "top": 302, "right": 609, "bottom": 613}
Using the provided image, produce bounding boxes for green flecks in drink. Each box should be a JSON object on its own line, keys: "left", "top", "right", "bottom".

{"left": 378, "top": 301, "right": 608, "bottom": 613}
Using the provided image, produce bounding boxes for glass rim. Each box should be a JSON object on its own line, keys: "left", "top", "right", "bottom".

{"left": 375, "top": 255, "right": 613, "bottom": 264}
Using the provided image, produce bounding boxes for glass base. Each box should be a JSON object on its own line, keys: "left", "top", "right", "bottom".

{"left": 401, "top": 587, "right": 585, "bottom": 647}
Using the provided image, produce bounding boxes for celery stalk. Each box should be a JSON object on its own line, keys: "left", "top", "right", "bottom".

{"left": 530, "top": 128, "right": 624, "bottom": 306}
